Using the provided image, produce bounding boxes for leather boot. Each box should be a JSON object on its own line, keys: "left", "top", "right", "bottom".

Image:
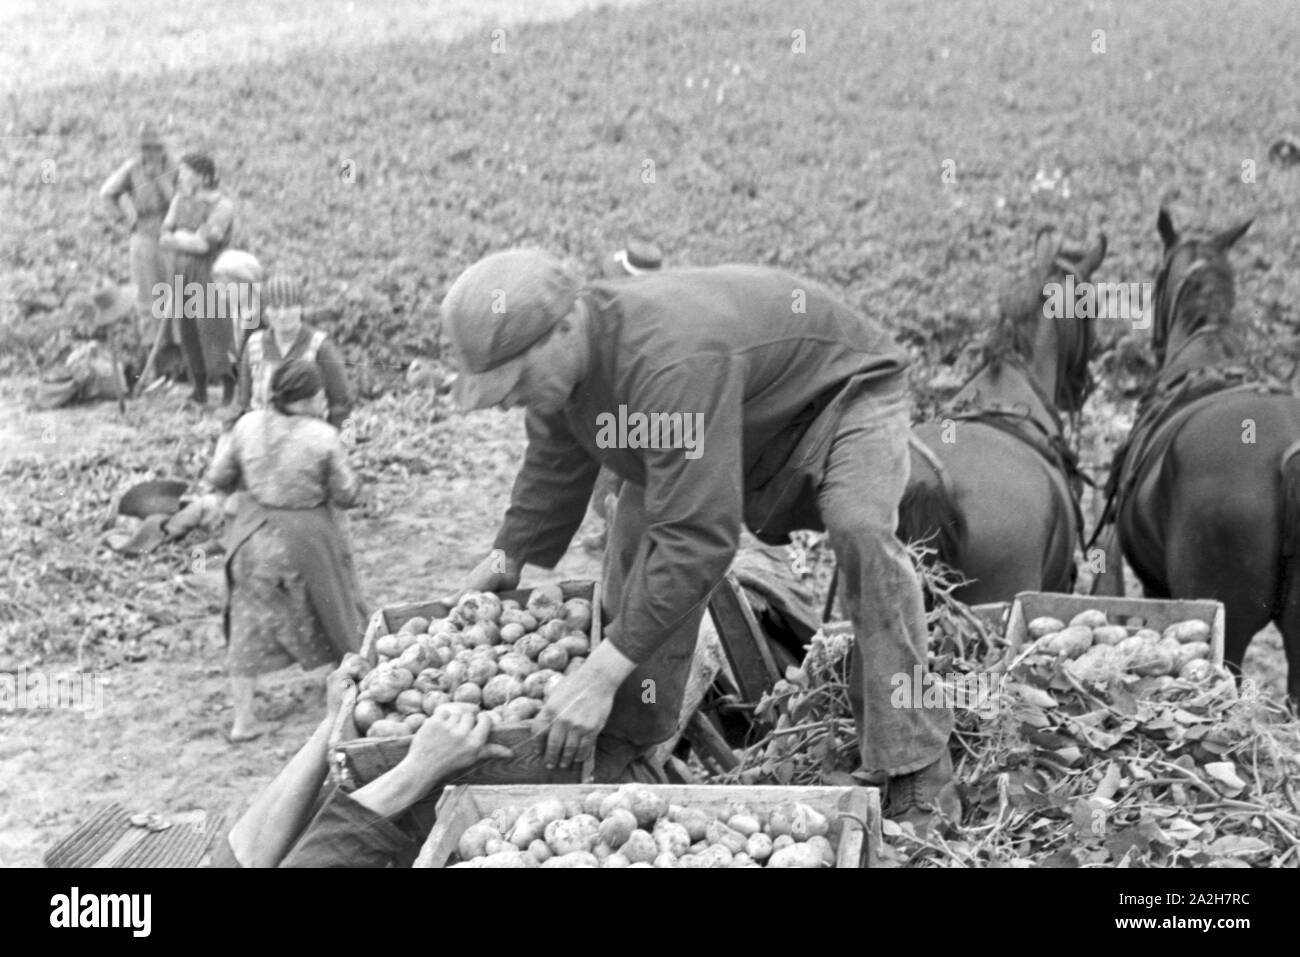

{"left": 884, "top": 749, "right": 962, "bottom": 829}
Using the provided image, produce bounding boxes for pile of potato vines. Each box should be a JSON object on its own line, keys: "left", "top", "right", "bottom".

{"left": 728, "top": 545, "right": 1300, "bottom": 868}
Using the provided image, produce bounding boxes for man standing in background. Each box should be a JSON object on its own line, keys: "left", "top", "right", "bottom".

{"left": 99, "top": 121, "right": 177, "bottom": 351}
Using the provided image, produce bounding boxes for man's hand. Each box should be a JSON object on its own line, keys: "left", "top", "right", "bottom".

{"left": 536, "top": 673, "right": 614, "bottom": 771}
{"left": 460, "top": 548, "right": 522, "bottom": 596}
{"left": 399, "top": 711, "right": 512, "bottom": 796}
{"left": 325, "top": 653, "right": 370, "bottom": 718}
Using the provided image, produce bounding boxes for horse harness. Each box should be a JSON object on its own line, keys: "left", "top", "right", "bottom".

{"left": 911, "top": 359, "right": 1089, "bottom": 547}
{"left": 1093, "top": 361, "right": 1293, "bottom": 548}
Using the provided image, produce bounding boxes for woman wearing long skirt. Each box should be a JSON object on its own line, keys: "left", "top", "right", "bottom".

{"left": 204, "top": 360, "right": 366, "bottom": 742}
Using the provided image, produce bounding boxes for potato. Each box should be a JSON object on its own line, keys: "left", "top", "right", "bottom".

{"left": 403, "top": 712, "right": 427, "bottom": 733}
{"left": 497, "top": 653, "right": 536, "bottom": 679}
{"left": 767, "top": 803, "right": 798, "bottom": 838}
{"left": 399, "top": 616, "right": 430, "bottom": 635}
{"left": 564, "top": 656, "right": 586, "bottom": 676}
{"left": 489, "top": 806, "right": 524, "bottom": 833}
{"left": 1116, "top": 635, "right": 1149, "bottom": 661}
{"left": 417, "top": 689, "right": 447, "bottom": 715}
{"left": 479, "top": 850, "right": 537, "bottom": 868}
{"left": 556, "top": 634, "right": 590, "bottom": 659}
{"left": 428, "top": 618, "right": 458, "bottom": 637}
{"left": 1047, "top": 626, "right": 1095, "bottom": 659}
{"left": 1027, "top": 616, "right": 1065, "bottom": 639}
{"left": 526, "top": 584, "right": 565, "bottom": 623}
{"left": 1069, "top": 609, "right": 1110, "bottom": 629}
{"left": 768, "top": 843, "right": 826, "bottom": 868}
{"left": 562, "top": 598, "right": 593, "bottom": 633}
{"left": 599, "top": 808, "right": 638, "bottom": 849}
{"left": 705, "top": 820, "right": 748, "bottom": 855}
{"left": 375, "top": 634, "right": 403, "bottom": 658}
{"left": 1067, "top": 644, "right": 1121, "bottom": 685}
{"left": 604, "top": 853, "right": 631, "bottom": 868}
{"left": 730, "top": 852, "right": 752, "bottom": 868}
{"left": 540, "top": 851, "right": 600, "bottom": 868}
{"left": 1132, "top": 628, "right": 1162, "bottom": 643}
{"left": 366, "top": 718, "right": 408, "bottom": 738}
{"left": 482, "top": 674, "right": 524, "bottom": 709}
{"left": 465, "top": 657, "right": 499, "bottom": 686}
{"left": 771, "top": 834, "right": 795, "bottom": 852}
{"left": 580, "top": 790, "right": 608, "bottom": 818}
{"left": 807, "top": 835, "right": 836, "bottom": 865}
{"left": 653, "top": 853, "right": 678, "bottom": 868}
{"left": 367, "top": 666, "right": 413, "bottom": 703}
{"left": 501, "top": 696, "right": 542, "bottom": 722}
{"left": 352, "top": 698, "right": 385, "bottom": 734}
{"left": 675, "top": 854, "right": 699, "bottom": 868}
{"left": 671, "top": 806, "right": 712, "bottom": 842}
{"left": 441, "top": 661, "right": 468, "bottom": 688}
{"left": 527, "top": 839, "right": 552, "bottom": 863}
{"left": 457, "top": 822, "right": 500, "bottom": 860}
{"left": 432, "top": 701, "right": 479, "bottom": 720}
{"left": 1172, "top": 641, "right": 1211, "bottom": 671}
{"left": 508, "top": 799, "right": 568, "bottom": 848}
{"left": 538, "top": 619, "right": 569, "bottom": 643}
{"left": 500, "top": 622, "right": 526, "bottom": 644}
{"left": 1160, "top": 619, "right": 1207, "bottom": 644}
{"left": 622, "top": 786, "right": 670, "bottom": 827}
{"left": 599, "top": 791, "right": 635, "bottom": 821}
{"left": 1179, "top": 659, "right": 1215, "bottom": 682}
{"left": 515, "top": 634, "right": 550, "bottom": 661}
{"left": 545, "top": 817, "right": 600, "bottom": 856}
{"left": 499, "top": 609, "right": 538, "bottom": 632}
{"left": 695, "top": 844, "right": 734, "bottom": 868}
{"left": 621, "top": 830, "right": 658, "bottom": 864}
{"left": 1129, "top": 639, "right": 1175, "bottom": 677}
{"left": 521, "top": 669, "right": 557, "bottom": 699}
{"left": 1091, "top": 625, "right": 1129, "bottom": 646}
{"left": 592, "top": 842, "right": 612, "bottom": 860}
{"left": 543, "top": 672, "right": 565, "bottom": 697}
{"left": 412, "top": 668, "right": 442, "bottom": 694}
{"left": 537, "top": 645, "right": 569, "bottom": 673}
{"left": 652, "top": 820, "right": 691, "bottom": 858}
{"left": 746, "top": 832, "right": 774, "bottom": 862}
{"left": 393, "top": 688, "right": 425, "bottom": 716}
{"left": 452, "top": 682, "right": 483, "bottom": 705}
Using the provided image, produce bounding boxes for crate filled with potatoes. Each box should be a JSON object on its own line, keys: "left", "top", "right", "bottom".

{"left": 415, "top": 783, "right": 881, "bottom": 868}
{"left": 328, "top": 582, "right": 601, "bottom": 790}
{"left": 1003, "top": 592, "right": 1225, "bottom": 690}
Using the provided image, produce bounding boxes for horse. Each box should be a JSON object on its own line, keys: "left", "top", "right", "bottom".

{"left": 898, "top": 227, "right": 1105, "bottom": 604}
{"left": 1094, "top": 208, "right": 1300, "bottom": 705}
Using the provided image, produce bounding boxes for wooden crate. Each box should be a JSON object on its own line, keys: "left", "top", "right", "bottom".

{"left": 1004, "top": 591, "right": 1225, "bottom": 666}
{"left": 328, "top": 581, "right": 601, "bottom": 791}
{"left": 414, "top": 783, "right": 881, "bottom": 868}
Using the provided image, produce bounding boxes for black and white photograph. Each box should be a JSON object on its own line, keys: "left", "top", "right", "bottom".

{"left": 0, "top": 0, "right": 1295, "bottom": 908}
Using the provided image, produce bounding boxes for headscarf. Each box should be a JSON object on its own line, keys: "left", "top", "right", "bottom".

{"left": 270, "top": 358, "right": 323, "bottom": 415}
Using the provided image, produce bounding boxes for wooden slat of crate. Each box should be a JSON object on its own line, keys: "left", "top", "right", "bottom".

{"left": 1004, "top": 591, "right": 1225, "bottom": 665}
{"left": 414, "top": 783, "right": 881, "bottom": 868}
{"left": 328, "top": 581, "right": 600, "bottom": 790}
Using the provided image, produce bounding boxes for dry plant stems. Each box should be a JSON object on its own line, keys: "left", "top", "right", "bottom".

{"left": 719, "top": 542, "right": 1300, "bottom": 867}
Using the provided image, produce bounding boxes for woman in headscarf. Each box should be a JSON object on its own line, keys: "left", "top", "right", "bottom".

{"left": 203, "top": 359, "right": 366, "bottom": 742}
{"left": 99, "top": 121, "right": 177, "bottom": 352}
{"left": 159, "top": 151, "right": 236, "bottom": 406}
{"left": 234, "top": 274, "right": 354, "bottom": 429}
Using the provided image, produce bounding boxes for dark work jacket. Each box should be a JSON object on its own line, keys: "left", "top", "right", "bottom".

{"left": 493, "top": 264, "right": 907, "bottom": 664}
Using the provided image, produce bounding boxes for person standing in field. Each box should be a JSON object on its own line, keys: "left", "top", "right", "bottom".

{"left": 234, "top": 275, "right": 354, "bottom": 430}
{"left": 204, "top": 359, "right": 366, "bottom": 742}
{"left": 99, "top": 121, "right": 177, "bottom": 351}
{"left": 159, "top": 152, "right": 236, "bottom": 406}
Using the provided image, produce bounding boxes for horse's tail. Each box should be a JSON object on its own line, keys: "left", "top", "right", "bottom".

{"left": 898, "top": 438, "right": 966, "bottom": 568}
{"left": 1277, "top": 441, "right": 1300, "bottom": 614}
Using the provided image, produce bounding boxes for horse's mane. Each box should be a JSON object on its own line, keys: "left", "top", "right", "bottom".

{"left": 978, "top": 259, "right": 1095, "bottom": 414}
